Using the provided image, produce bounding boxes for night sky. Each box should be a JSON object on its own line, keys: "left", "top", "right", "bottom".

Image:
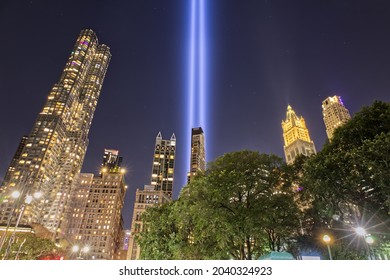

{"left": 1, "top": 0, "right": 389, "bottom": 229}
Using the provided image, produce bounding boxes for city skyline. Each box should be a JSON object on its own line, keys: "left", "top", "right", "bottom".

{"left": 1, "top": 1, "right": 390, "bottom": 229}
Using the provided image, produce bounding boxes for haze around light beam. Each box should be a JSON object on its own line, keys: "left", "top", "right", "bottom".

{"left": 186, "top": 0, "right": 207, "bottom": 174}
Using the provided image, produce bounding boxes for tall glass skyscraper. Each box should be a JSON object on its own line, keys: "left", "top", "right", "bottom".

{"left": 0, "top": 29, "right": 111, "bottom": 237}
{"left": 282, "top": 105, "right": 316, "bottom": 164}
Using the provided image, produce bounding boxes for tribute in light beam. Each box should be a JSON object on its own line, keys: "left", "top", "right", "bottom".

{"left": 186, "top": 0, "right": 207, "bottom": 174}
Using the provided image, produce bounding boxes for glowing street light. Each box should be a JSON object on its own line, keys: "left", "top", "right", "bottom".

{"left": 71, "top": 245, "right": 90, "bottom": 260}
{"left": 2, "top": 191, "right": 43, "bottom": 259}
{"left": 72, "top": 245, "right": 80, "bottom": 253}
{"left": 365, "top": 235, "right": 374, "bottom": 245}
{"left": 322, "top": 234, "right": 333, "bottom": 260}
{"left": 11, "top": 190, "right": 21, "bottom": 199}
{"left": 355, "top": 227, "right": 367, "bottom": 236}
{"left": 354, "top": 227, "right": 376, "bottom": 260}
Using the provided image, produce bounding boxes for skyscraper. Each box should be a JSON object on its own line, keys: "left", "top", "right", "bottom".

{"left": 65, "top": 150, "right": 127, "bottom": 260}
{"left": 282, "top": 105, "right": 316, "bottom": 164}
{"left": 322, "top": 95, "right": 351, "bottom": 140}
{"left": 0, "top": 29, "right": 111, "bottom": 237}
{"left": 151, "top": 132, "right": 176, "bottom": 198}
{"left": 187, "top": 127, "right": 206, "bottom": 183}
{"left": 2, "top": 136, "right": 28, "bottom": 183}
{"left": 127, "top": 132, "right": 176, "bottom": 260}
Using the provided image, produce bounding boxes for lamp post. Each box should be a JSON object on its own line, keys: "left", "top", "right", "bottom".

{"left": 0, "top": 191, "right": 21, "bottom": 252}
{"left": 72, "top": 245, "right": 90, "bottom": 260}
{"left": 1, "top": 191, "right": 42, "bottom": 260}
{"left": 354, "top": 227, "right": 375, "bottom": 260}
{"left": 322, "top": 234, "right": 332, "bottom": 260}
{"left": 365, "top": 234, "right": 375, "bottom": 260}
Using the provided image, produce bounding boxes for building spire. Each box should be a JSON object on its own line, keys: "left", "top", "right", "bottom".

{"left": 281, "top": 105, "right": 316, "bottom": 164}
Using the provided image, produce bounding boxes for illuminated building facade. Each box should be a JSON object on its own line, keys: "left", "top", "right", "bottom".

{"left": 151, "top": 132, "right": 176, "bottom": 198}
{"left": 127, "top": 185, "right": 171, "bottom": 260}
{"left": 65, "top": 150, "right": 127, "bottom": 260}
{"left": 187, "top": 127, "right": 206, "bottom": 183}
{"left": 2, "top": 136, "right": 28, "bottom": 183}
{"left": 114, "top": 229, "right": 131, "bottom": 260}
{"left": 322, "top": 96, "right": 351, "bottom": 140}
{"left": 0, "top": 29, "right": 111, "bottom": 237}
{"left": 127, "top": 132, "right": 176, "bottom": 260}
{"left": 100, "top": 149, "right": 123, "bottom": 175}
{"left": 282, "top": 105, "right": 316, "bottom": 164}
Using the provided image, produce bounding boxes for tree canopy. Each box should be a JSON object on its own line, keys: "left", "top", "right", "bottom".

{"left": 138, "top": 101, "right": 390, "bottom": 260}
{"left": 138, "top": 151, "right": 301, "bottom": 259}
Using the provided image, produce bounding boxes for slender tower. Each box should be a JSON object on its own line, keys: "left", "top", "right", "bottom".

{"left": 187, "top": 127, "right": 206, "bottom": 183}
{"left": 0, "top": 29, "right": 111, "bottom": 237}
{"left": 282, "top": 105, "right": 316, "bottom": 164}
{"left": 322, "top": 96, "right": 351, "bottom": 140}
{"left": 127, "top": 132, "right": 175, "bottom": 260}
{"left": 151, "top": 132, "right": 176, "bottom": 198}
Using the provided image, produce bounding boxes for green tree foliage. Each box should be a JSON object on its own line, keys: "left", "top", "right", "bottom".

{"left": 0, "top": 233, "right": 59, "bottom": 260}
{"left": 138, "top": 151, "right": 301, "bottom": 259}
{"left": 299, "top": 101, "right": 390, "bottom": 258}
{"left": 303, "top": 101, "right": 390, "bottom": 221}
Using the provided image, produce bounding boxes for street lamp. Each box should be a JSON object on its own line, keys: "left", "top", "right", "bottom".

{"left": 355, "top": 227, "right": 366, "bottom": 236}
{"left": 322, "top": 234, "right": 333, "bottom": 260}
{"left": 354, "top": 227, "right": 375, "bottom": 260}
{"left": 1, "top": 191, "right": 42, "bottom": 260}
{"left": 72, "top": 245, "right": 90, "bottom": 260}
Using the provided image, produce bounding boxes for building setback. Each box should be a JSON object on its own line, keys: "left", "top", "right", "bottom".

{"left": 0, "top": 29, "right": 111, "bottom": 239}
{"left": 282, "top": 105, "right": 316, "bottom": 165}
{"left": 322, "top": 95, "right": 351, "bottom": 140}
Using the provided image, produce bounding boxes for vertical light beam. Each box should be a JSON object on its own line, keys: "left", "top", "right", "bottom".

{"left": 186, "top": 0, "right": 207, "bottom": 167}
{"left": 199, "top": 0, "right": 206, "bottom": 131}
{"left": 188, "top": 0, "right": 196, "bottom": 133}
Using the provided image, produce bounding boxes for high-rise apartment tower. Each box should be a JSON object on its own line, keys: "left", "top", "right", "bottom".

{"left": 322, "top": 96, "right": 351, "bottom": 140}
{"left": 187, "top": 127, "right": 206, "bottom": 183}
{"left": 282, "top": 105, "right": 316, "bottom": 164}
{"left": 0, "top": 29, "right": 111, "bottom": 237}
{"left": 151, "top": 132, "right": 176, "bottom": 198}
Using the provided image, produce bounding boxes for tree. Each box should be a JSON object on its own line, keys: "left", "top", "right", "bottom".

{"left": 138, "top": 151, "right": 302, "bottom": 259}
{"left": 0, "top": 232, "right": 60, "bottom": 260}
{"left": 300, "top": 101, "right": 390, "bottom": 257}
{"left": 137, "top": 202, "right": 179, "bottom": 260}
